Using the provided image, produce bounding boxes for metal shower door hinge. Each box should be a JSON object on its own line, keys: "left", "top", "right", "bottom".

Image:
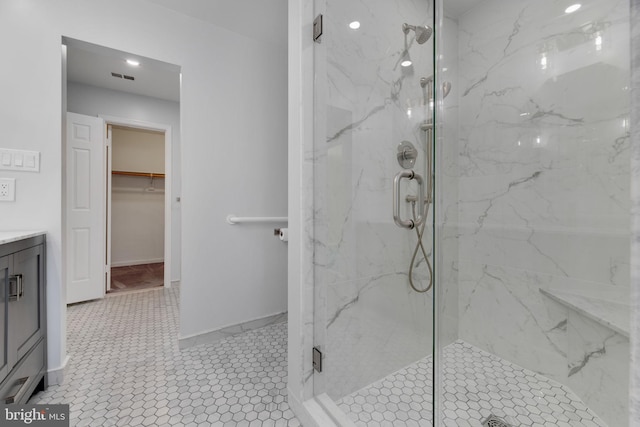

{"left": 312, "top": 347, "right": 322, "bottom": 372}
{"left": 313, "top": 14, "right": 323, "bottom": 42}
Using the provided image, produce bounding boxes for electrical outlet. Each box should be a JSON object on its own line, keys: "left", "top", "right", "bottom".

{"left": 0, "top": 178, "right": 15, "bottom": 201}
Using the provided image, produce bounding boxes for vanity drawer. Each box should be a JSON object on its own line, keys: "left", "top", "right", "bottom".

{"left": 0, "top": 337, "right": 45, "bottom": 404}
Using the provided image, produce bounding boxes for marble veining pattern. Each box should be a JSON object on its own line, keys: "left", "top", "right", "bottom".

{"left": 303, "top": 0, "right": 633, "bottom": 425}
{"left": 628, "top": 0, "right": 640, "bottom": 424}
{"left": 566, "top": 311, "right": 629, "bottom": 425}
{"left": 339, "top": 340, "right": 607, "bottom": 427}
{"left": 313, "top": 0, "right": 437, "bottom": 401}
{"left": 453, "top": 0, "right": 631, "bottom": 425}
{"left": 540, "top": 287, "right": 630, "bottom": 337}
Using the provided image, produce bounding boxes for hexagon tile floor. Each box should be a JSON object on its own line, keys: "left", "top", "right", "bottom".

{"left": 26, "top": 284, "right": 609, "bottom": 427}
{"left": 338, "top": 340, "right": 607, "bottom": 427}
{"left": 29, "top": 286, "right": 300, "bottom": 427}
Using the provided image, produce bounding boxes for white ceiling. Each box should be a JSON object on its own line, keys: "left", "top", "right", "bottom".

{"left": 143, "top": 0, "right": 475, "bottom": 41}
{"left": 65, "top": 0, "right": 479, "bottom": 102}
{"left": 143, "top": 0, "right": 288, "bottom": 47}
{"left": 66, "top": 0, "right": 289, "bottom": 103}
{"left": 65, "top": 38, "right": 181, "bottom": 103}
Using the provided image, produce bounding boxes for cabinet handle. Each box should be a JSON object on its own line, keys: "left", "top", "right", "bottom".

{"left": 8, "top": 274, "right": 23, "bottom": 302}
{"left": 3, "top": 376, "right": 28, "bottom": 404}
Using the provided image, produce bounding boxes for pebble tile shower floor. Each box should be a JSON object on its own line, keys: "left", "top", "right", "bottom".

{"left": 30, "top": 286, "right": 300, "bottom": 427}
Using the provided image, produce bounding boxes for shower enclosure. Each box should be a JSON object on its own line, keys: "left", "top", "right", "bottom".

{"left": 300, "top": 0, "right": 632, "bottom": 425}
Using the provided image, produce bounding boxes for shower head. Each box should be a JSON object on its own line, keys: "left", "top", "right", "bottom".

{"left": 403, "top": 23, "right": 433, "bottom": 44}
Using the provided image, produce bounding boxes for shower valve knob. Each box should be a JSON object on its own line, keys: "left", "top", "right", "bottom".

{"left": 397, "top": 141, "right": 417, "bottom": 169}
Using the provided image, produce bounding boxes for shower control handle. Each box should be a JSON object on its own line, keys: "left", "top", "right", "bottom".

{"left": 393, "top": 170, "right": 425, "bottom": 229}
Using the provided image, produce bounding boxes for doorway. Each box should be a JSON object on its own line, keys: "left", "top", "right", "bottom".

{"left": 108, "top": 125, "right": 166, "bottom": 293}
{"left": 63, "top": 37, "right": 180, "bottom": 304}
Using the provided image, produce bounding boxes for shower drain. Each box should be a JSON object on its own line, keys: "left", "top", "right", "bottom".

{"left": 481, "top": 414, "right": 514, "bottom": 427}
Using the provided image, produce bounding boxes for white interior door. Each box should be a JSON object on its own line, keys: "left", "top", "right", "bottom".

{"left": 105, "top": 124, "right": 112, "bottom": 292}
{"left": 66, "top": 112, "right": 105, "bottom": 304}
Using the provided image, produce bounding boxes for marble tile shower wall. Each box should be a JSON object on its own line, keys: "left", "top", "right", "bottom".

{"left": 439, "top": 14, "right": 462, "bottom": 349}
{"left": 631, "top": 1, "right": 640, "bottom": 425}
{"left": 313, "top": 0, "right": 441, "bottom": 401}
{"left": 454, "top": 0, "right": 630, "bottom": 426}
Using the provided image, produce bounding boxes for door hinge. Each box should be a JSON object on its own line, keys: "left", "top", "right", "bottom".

{"left": 312, "top": 347, "right": 322, "bottom": 373}
{"left": 106, "top": 127, "right": 112, "bottom": 146}
{"left": 313, "top": 14, "right": 323, "bottom": 43}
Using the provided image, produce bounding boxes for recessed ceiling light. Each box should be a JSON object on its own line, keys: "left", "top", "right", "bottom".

{"left": 565, "top": 3, "right": 581, "bottom": 13}
{"left": 126, "top": 59, "right": 140, "bottom": 66}
{"left": 401, "top": 60, "right": 412, "bottom": 67}
{"left": 349, "top": 21, "right": 361, "bottom": 30}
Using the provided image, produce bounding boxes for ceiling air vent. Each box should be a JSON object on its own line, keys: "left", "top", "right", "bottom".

{"left": 111, "top": 72, "right": 134, "bottom": 81}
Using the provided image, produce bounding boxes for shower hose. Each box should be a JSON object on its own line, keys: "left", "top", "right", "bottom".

{"left": 408, "top": 200, "right": 433, "bottom": 293}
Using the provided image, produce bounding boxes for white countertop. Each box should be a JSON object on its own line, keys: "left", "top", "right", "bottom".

{"left": 0, "top": 231, "right": 46, "bottom": 245}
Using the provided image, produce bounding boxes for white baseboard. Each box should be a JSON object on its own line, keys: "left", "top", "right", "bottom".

{"left": 47, "top": 354, "right": 70, "bottom": 386}
{"left": 178, "top": 312, "right": 287, "bottom": 349}
{"left": 111, "top": 258, "right": 164, "bottom": 268}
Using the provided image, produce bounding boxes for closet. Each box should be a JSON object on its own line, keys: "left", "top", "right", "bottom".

{"left": 109, "top": 125, "right": 165, "bottom": 293}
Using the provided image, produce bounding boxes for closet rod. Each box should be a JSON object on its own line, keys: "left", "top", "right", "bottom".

{"left": 112, "top": 170, "right": 165, "bottom": 179}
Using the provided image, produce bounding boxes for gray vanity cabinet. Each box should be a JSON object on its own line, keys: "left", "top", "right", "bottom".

{"left": 10, "top": 244, "right": 45, "bottom": 365}
{"left": 0, "top": 256, "right": 9, "bottom": 383}
{"left": 0, "top": 235, "right": 47, "bottom": 404}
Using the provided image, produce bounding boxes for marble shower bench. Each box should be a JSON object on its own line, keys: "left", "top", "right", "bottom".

{"left": 540, "top": 285, "right": 630, "bottom": 427}
{"left": 540, "top": 286, "right": 630, "bottom": 338}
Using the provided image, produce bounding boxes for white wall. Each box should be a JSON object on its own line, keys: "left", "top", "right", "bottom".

{"left": 0, "top": 0, "right": 287, "bottom": 374}
{"left": 112, "top": 127, "right": 165, "bottom": 174}
{"left": 111, "top": 175, "right": 165, "bottom": 267}
{"left": 110, "top": 127, "right": 165, "bottom": 267}
{"left": 68, "top": 82, "right": 181, "bottom": 281}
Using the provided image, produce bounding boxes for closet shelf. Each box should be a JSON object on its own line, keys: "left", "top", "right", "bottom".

{"left": 112, "top": 170, "right": 165, "bottom": 179}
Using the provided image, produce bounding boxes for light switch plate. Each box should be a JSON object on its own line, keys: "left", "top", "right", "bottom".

{"left": 0, "top": 148, "right": 40, "bottom": 172}
{"left": 0, "top": 178, "right": 16, "bottom": 201}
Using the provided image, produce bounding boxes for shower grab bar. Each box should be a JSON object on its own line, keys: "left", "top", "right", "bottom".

{"left": 226, "top": 214, "right": 288, "bottom": 225}
{"left": 393, "top": 170, "right": 425, "bottom": 229}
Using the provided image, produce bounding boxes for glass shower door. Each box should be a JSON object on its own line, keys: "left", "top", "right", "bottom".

{"left": 311, "top": 0, "right": 437, "bottom": 423}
